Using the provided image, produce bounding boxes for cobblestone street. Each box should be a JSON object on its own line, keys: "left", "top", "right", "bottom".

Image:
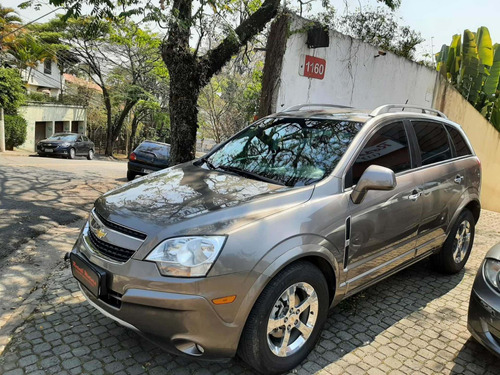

{"left": 1, "top": 211, "right": 500, "bottom": 375}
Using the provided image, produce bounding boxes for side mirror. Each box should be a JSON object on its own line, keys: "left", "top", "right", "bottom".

{"left": 350, "top": 165, "right": 396, "bottom": 204}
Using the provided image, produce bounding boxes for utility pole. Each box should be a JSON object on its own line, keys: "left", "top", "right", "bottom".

{"left": 0, "top": 108, "right": 5, "bottom": 152}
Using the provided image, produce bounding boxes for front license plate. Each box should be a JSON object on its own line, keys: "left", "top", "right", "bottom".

{"left": 70, "top": 253, "right": 107, "bottom": 297}
{"left": 44, "top": 149, "right": 53, "bottom": 153}
{"left": 142, "top": 168, "right": 154, "bottom": 174}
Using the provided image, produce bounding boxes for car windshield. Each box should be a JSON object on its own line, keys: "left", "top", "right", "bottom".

{"left": 206, "top": 117, "right": 363, "bottom": 187}
{"left": 136, "top": 141, "right": 170, "bottom": 160}
{"left": 48, "top": 134, "right": 78, "bottom": 141}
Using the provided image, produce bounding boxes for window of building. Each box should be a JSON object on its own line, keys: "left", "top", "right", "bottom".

{"left": 44, "top": 59, "right": 52, "bottom": 75}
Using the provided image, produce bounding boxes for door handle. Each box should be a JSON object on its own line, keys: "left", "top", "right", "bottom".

{"left": 408, "top": 190, "right": 421, "bottom": 201}
{"left": 454, "top": 175, "right": 464, "bottom": 184}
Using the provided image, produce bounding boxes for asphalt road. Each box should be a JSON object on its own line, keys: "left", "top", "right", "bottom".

{"left": 0, "top": 154, "right": 127, "bottom": 260}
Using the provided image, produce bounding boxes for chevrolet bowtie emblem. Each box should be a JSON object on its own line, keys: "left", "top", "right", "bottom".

{"left": 95, "top": 228, "right": 107, "bottom": 239}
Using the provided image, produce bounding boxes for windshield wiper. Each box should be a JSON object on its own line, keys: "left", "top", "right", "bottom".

{"left": 200, "top": 157, "right": 216, "bottom": 170}
{"left": 217, "top": 165, "right": 285, "bottom": 186}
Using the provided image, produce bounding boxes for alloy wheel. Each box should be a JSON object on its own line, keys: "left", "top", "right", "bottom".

{"left": 453, "top": 220, "right": 471, "bottom": 263}
{"left": 266, "top": 282, "right": 318, "bottom": 357}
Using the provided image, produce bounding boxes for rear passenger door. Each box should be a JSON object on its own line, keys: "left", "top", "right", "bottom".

{"left": 409, "top": 120, "right": 467, "bottom": 256}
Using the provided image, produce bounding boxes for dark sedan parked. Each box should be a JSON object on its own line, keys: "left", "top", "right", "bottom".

{"left": 127, "top": 140, "right": 171, "bottom": 180}
{"left": 468, "top": 243, "right": 500, "bottom": 357}
{"left": 37, "top": 133, "right": 95, "bottom": 160}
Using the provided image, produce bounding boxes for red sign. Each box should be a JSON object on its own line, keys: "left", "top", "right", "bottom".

{"left": 299, "top": 55, "right": 326, "bottom": 80}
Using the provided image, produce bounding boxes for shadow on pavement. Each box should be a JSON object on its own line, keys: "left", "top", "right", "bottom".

{"left": 450, "top": 337, "right": 499, "bottom": 374}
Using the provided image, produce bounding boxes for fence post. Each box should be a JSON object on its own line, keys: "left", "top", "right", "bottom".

{"left": 0, "top": 108, "right": 5, "bottom": 152}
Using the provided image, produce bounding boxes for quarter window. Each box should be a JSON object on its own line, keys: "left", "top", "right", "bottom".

{"left": 412, "top": 121, "right": 452, "bottom": 166}
{"left": 349, "top": 122, "right": 411, "bottom": 186}
{"left": 446, "top": 126, "right": 472, "bottom": 157}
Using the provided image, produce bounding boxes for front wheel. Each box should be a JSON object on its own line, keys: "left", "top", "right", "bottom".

{"left": 68, "top": 148, "right": 76, "bottom": 159}
{"left": 87, "top": 149, "right": 94, "bottom": 160}
{"left": 238, "top": 261, "right": 329, "bottom": 374}
{"left": 431, "top": 209, "right": 475, "bottom": 274}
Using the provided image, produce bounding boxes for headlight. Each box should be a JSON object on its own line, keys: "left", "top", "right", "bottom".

{"left": 146, "top": 236, "right": 226, "bottom": 277}
{"left": 484, "top": 258, "right": 500, "bottom": 292}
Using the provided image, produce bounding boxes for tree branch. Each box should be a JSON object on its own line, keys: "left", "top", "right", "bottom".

{"left": 199, "top": 0, "right": 280, "bottom": 83}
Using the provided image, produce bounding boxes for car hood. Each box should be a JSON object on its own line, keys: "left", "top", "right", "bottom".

{"left": 39, "top": 139, "right": 72, "bottom": 144}
{"left": 94, "top": 162, "right": 314, "bottom": 238}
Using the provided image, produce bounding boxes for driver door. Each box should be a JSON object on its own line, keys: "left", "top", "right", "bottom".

{"left": 344, "top": 121, "right": 423, "bottom": 294}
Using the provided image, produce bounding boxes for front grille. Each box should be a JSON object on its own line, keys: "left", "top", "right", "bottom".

{"left": 94, "top": 211, "right": 147, "bottom": 240}
{"left": 88, "top": 229, "right": 136, "bottom": 262}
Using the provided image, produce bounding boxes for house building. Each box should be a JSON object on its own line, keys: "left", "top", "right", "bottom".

{"left": 16, "top": 60, "right": 88, "bottom": 152}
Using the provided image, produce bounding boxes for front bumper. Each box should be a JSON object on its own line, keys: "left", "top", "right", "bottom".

{"left": 467, "top": 265, "right": 500, "bottom": 358}
{"left": 71, "top": 228, "right": 255, "bottom": 360}
{"left": 37, "top": 145, "right": 70, "bottom": 156}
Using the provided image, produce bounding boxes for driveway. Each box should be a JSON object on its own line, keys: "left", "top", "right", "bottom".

{"left": 0, "top": 154, "right": 127, "bottom": 260}
{"left": 0, "top": 202, "right": 499, "bottom": 372}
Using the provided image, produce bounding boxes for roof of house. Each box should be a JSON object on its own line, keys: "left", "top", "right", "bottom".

{"left": 63, "top": 74, "right": 102, "bottom": 93}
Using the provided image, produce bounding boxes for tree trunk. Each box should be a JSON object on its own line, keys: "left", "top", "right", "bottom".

{"left": 129, "top": 115, "right": 139, "bottom": 153}
{"left": 168, "top": 72, "right": 201, "bottom": 163}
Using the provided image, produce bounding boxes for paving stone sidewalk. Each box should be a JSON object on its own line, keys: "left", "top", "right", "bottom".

{"left": 1, "top": 211, "right": 500, "bottom": 375}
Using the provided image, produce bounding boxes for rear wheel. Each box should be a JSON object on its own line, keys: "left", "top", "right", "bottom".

{"left": 127, "top": 171, "right": 136, "bottom": 181}
{"left": 87, "top": 149, "right": 94, "bottom": 160}
{"left": 68, "top": 148, "right": 76, "bottom": 159}
{"left": 238, "top": 261, "right": 329, "bottom": 374}
{"left": 431, "top": 209, "right": 475, "bottom": 274}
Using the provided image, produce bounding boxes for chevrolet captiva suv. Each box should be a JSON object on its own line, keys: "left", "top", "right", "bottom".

{"left": 70, "top": 104, "right": 481, "bottom": 374}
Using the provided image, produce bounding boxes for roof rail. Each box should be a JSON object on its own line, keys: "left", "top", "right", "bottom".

{"left": 283, "top": 103, "right": 353, "bottom": 112}
{"left": 370, "top": 104, "right": 447, "bottom": 119}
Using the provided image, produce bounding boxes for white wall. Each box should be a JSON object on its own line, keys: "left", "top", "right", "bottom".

{"left": 17, "top": 103, "right": 87, "bottom": 152}
{"left": 276, "top": 17, "right": 437, "bottom": 111}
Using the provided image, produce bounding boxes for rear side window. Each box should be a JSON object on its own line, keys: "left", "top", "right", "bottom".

{"left": 349, "top": 122, "right": 411, "bottom": 186}
{"left": 136, "top": 141, "right": 170, "bottom": 160}
{"left": 412, "top": 121, "right": 452, "bottom": 166}
{"left": 446, "top": 126, "right": 472, "bottom": 157}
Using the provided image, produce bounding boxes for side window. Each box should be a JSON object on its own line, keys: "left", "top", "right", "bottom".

{"left": 412, "top": 121, "right": 452, "bottom": 166}
{"left": 350, "top": 122, "right": 411, "bottom": 186}
{"left": 446, "top": 126, "right": 472, "bottom": 157}
{"left": 83, "top": 136, "right": 89, "bottom": 142}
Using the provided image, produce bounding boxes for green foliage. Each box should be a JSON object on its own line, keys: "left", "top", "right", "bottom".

{"left": 437, "top": 26, "right": 500, "bottom": 131}
{"left": 317, "top": 6, "right": 423, "bottom": 60}
{"left": 0, "top": 68, "right": 26, "bottom": 114}
{"left": 4, "top": 114, "right": 27, "bottom": 150}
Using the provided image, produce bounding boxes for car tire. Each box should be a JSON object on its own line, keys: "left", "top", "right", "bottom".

{"left": 431, "top": 209, "right": 475, "bottom": 274}
{"left": 127, "top": 171, "right": 136, "bottom": 181}
{"left": 238, "top": 261, "right": 329, "bottom": 374}
{"left": 68, "top": 148, "right": 76, "bottom": 159}
{"left": 87, "top": 149, "right": 94, "bottom": 160}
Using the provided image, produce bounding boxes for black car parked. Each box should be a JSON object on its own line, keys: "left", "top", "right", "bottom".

{"left": 127, "top": 140, "right": 171, "bottom": 180}
{"left": 37, "top": 133, "right": 95, "bottom": 160}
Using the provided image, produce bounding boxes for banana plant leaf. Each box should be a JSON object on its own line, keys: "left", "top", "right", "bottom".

{"left": 477, "top": 26, "right": 494, "bottom": 67}
{"left": 483, "top": 45, "right": 500, "bottom": 97}
{"left": 447, "top": 34, "right": 462, "bottom": 83}
{"left": 437, "top": 45, "right": 449, "bottom": 75}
